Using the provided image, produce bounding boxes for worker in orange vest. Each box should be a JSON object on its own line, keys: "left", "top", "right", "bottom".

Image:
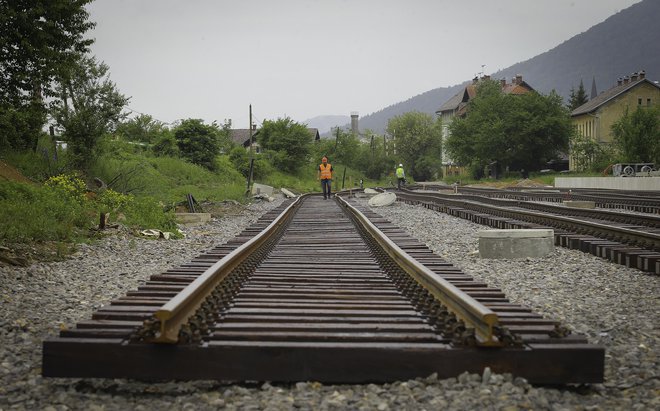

{"left": 318, "top": 156, "right": 333, "bottom": 199}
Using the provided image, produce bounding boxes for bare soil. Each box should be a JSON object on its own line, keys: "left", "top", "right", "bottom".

{"left": 0, "top": 159, "right": 34, "bottom": 184}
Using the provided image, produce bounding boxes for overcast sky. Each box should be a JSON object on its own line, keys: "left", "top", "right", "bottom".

{"left": 86, "top": 0, "right": 641, "bottom": 129}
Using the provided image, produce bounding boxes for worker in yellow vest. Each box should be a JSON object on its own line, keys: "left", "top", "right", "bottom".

{"left": 318, "top": 156, "right": 334, "bottom": 199}
{"left": 396, "top": 163, "right": 406, "bottom": 189}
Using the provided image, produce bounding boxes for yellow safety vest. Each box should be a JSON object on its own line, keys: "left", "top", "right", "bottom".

{"left": 319, "top": 163, "right": 332, "bottom": 179}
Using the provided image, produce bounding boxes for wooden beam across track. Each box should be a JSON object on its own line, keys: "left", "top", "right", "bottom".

{"left": 42, "top": 194, "right": 604, "bottom": 383}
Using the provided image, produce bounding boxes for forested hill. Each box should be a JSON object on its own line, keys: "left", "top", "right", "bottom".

{"left": 356, "top": 0, "right": 660, "bottom": 134}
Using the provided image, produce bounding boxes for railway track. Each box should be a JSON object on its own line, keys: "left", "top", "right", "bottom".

{"left": 415, "top": 185, "right": 660, "bottom": 214}
{"left": 43, "top": 194, "right": 603, "bottom": 383}
{"left": 396, "top": 188, "right": 660, "bottom": 274}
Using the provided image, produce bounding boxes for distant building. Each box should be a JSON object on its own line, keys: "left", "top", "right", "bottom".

{"left": 230, "top": 128, "right": 320, "bottom": 154}
{"left": 570, "top": 70, "right": 660, "bottom": 170}
{"left": 435, "top": 74, "right": 535, "bottom": 176}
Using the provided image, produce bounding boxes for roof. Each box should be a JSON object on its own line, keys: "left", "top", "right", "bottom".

{"left": 229, "top": 129, "right": 255, "bottom": 147}
{"left": 436, "top": 78, "right": 534, "bottom": 115}
{"left": 307, "top": 128, "right": 320, "bottom": 141}
{"left": 436, "top": 89, "right": 466, "bottom": 113}
{"left": 502, "top": 81, "right": 535, "bottom": 94}
{"left": 571, "top": 78, "right": 660, "bottom": 116}
{"left": 230, "top": 127, "right": 320, "bottom": 147}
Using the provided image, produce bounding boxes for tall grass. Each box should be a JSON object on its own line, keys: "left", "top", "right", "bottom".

{"left": 0, "top": 180, "right": 91, "bottom": 242}
{"left": 90, "top": 154, "right": 247, "bottom": 204}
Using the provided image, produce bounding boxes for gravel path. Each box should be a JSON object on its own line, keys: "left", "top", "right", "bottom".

{"left": 1, "top": 196, "right": 658, "bottom": 410}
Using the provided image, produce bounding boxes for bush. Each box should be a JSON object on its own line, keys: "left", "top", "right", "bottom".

{"left": 153, "top": 134, "right": 179, "bottom": 157}
{"left": 228, "top": 146, "right": 271, "bottom": 179}
{"left": 0, "top": 180, "right": 91, "bottom": 242}
{"left": 173, "top": 119, "right": 222, "bottom": 170}
{"left": 44, "top": 173, "right": 87, "bottom": 205}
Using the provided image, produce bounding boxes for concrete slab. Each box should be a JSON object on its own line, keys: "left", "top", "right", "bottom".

{"left": 479, "top": 229, "right": 554, "bottom": 259}
{"left": 175, "top": 213, "right": 212, "bottom": 226}
{"left": 251, "top": 183, "right": 274, "bottom": 196}
{"left": 555, "top": 176, "right": 660, "bottom": 190}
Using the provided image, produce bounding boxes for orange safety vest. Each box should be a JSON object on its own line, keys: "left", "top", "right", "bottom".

{"left": 319, "top": 163, "right": 332, "bottom": 179}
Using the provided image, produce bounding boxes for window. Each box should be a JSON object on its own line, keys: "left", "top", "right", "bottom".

{"left": 638, "top": 98, "right": 642, "bottom": 105}
{"left": 648, "top": 98, "right": 652, "bottom": 106}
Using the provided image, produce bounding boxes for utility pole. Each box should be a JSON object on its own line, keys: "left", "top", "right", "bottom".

{"left": 246, "top": 104, "right": 254, "bottom": 196}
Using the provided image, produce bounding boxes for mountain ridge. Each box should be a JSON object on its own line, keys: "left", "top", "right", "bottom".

{"left": 312, "top": 0, "right": 659, "bottom": 135}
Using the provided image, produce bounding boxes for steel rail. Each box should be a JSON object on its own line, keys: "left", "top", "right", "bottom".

{"left": 405, "top": 188, "right": 660, "bottom": 228}
{"left": 150, "top": 196, "right": 303, "bottom": 343}
{"left": 397, "top": 190, "right": 660, "bottom": 251}
{"left": 452, "top": 186, "right": 660, "bottom": 212}
{"left": 335, "top": 194, "right": 502, "bottom": 346}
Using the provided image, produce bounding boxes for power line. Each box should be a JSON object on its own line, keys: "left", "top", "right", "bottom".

{"left": 124, "top": 106, "right": 173, "bottom": 125}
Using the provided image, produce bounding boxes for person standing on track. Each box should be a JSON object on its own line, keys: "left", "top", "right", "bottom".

{"left": 318, "top": 156, "right": 333, "bottom": 199}
{"left": 396, "top": 163, "right": 406, "bottom": 189}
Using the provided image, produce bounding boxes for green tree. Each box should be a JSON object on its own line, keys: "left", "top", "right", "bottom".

{"left": 258, "top": 117, "right": 312, "bottom": 173}
{"left": 152, "top": 133, "right": 179, "bottom": 157}
{"left": 355, "top": 133, "right": 395, "bottom": 179}
{"left": 115, "top": 114, "right": 169, "bottom": 144}
{"left": 217, "top": 119, "right": 234, "bottom": 154}
{"left": 386, "top": 111, "right": 442, "bottom": 181}
{"left": 611, "top": 106, "right": 660, "bottom": 164}
{"left": 0, "top": 102, "right": 46, "bottom": 151}
{"left": 50, "top": 55, "right": 129, "bottom": 169}
{"left": 569, "top": 132, "right": 607, "bottom": 172}
{"left": 0, "top": 0, "right": 95, "bottom": 151}
{"left": 228, "top": 146, "right": 270, "bottom": 179}
{"left": 172, "top": 119, "right": 222, "bottom": 170}
{"left": 447, "top": 80, "right": 571, "bottom": 178}
{"left": 331, "top": 128, "right": 361, "bottom": 168}
{"left": 567, "top": 80, "right": 589, "bottom": 111}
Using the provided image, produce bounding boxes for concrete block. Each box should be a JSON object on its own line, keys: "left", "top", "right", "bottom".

{"left": 281, "top": 188, "right": 297, "bottom": 198}
{"left": 251, "top": 183, "right": 274, "bottom": 196}
{"left": 564, "top": 200, "right": 595, "bottom": 209}
{"left": 479, "top": 229, "right": 554, "bottom": 259}
{"left": 175, "top": 213, "right": 211, "bottom": 225}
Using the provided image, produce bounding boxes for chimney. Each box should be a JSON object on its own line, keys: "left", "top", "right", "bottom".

{"left": 515, "top": 74, "right": 523, "bottom": 85}
{"left": 617, "top": 77, "right": 623, "bottom": 86}
{"left": 623, "top": 76, "right": 630, "bottom": 85}
{"left": 501, "top": 78, "right": 506, "bottom": 88}
{"left": 350, "top": 112, "right": 359, "bottom": 135}
{"left": 631, "top": 72, "right": 639, "bottom": 81}
{"left": 639, "top": 70, "right": 646, "bottom": 79}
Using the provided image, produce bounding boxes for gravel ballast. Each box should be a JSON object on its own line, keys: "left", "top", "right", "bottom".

{"left": 1, "top": 196, "right": 658, "bottom": 410}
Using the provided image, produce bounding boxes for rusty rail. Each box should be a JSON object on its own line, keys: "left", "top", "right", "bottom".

{"left": 151, "top": 196, "right": 303, "bottom": 343}
{"left": 336, "top": 195, "right": 502, "bottom": 346}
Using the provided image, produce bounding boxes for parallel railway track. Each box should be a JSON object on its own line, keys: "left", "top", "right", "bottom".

{"left": 396, "top": 188, "right": 660, "bottom": 274}
{"left": 422, "top": 185, "right": 660, "bottom": 214}
{"left": 43, "top": 194, "right": 603, "bottom": 383}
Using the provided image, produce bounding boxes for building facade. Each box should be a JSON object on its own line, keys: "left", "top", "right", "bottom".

{"left": 570, "top": 70, "right": 660, "bottom": 170}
